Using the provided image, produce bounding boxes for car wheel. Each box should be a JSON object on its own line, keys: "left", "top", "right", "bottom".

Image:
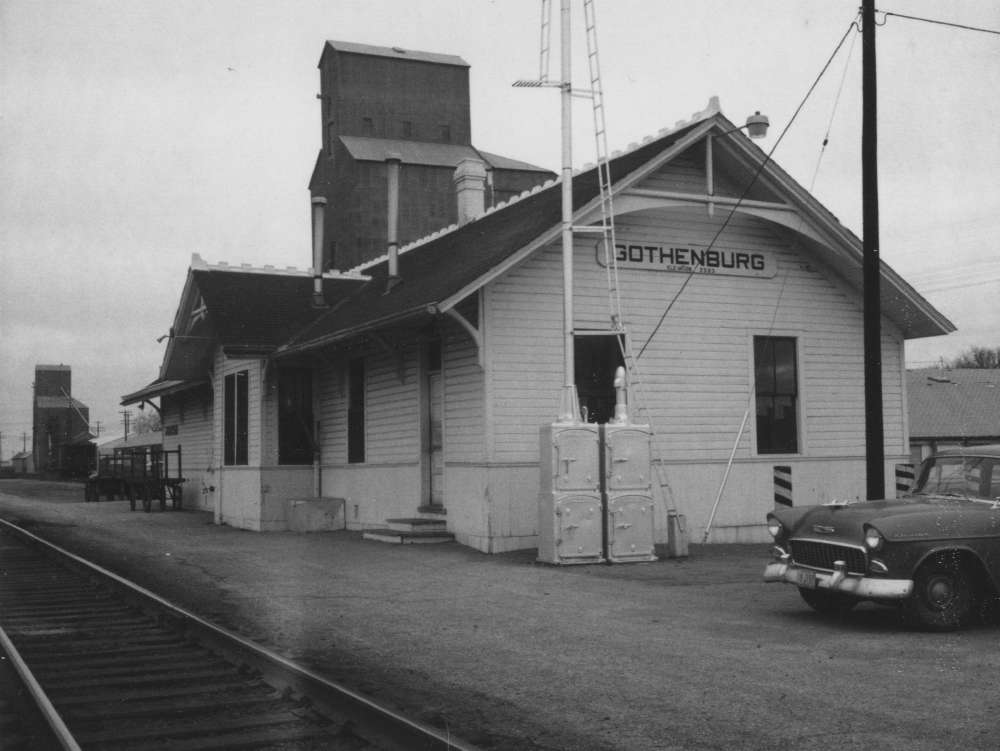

{"left": 798, "top": 587, "right": 857, "bottom": 615}
{"left": 905, "top": 555, "right": 974, "bottom": 631}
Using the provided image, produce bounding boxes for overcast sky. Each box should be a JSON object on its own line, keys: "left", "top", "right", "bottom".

{"left": 2, "top": 0, "right": 998, "bottom": 458}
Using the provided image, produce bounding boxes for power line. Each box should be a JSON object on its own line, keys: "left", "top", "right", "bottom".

{"left": 878, "top": 10, "right": 1000, "bottom": 36}
{"left": 918, "top": 276, "right": 1000, "bottom": 295}
{"left": 637, "top": 14, "right": 862, "bottom": 360}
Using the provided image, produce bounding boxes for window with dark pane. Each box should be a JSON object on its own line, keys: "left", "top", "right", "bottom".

{"left": 754, "top": 337, "right": 798, "bottom": 454}
{"left": 224, "top": 370, "right": 249, "bottom": 466}
{"left": 278, "top": 368, "right": 314, "bottom": 465}
{"left": 347, "top": 359, "right": 366, "bottom": 464}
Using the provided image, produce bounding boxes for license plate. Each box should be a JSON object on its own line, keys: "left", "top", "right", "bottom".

{"left": 788, "top": 567, "right": 817, "bottom": 589}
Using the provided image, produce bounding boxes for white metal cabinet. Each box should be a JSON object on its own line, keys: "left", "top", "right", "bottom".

{"left": 603, "top": 424, "right": 657, "bottom": 562}
{"left": 538, "top": 423, "right": 603, "bottom": 564}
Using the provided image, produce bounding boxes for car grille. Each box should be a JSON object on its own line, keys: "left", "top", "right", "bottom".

{"left": 790, "top": 539, "right": 867, "bottom": 575}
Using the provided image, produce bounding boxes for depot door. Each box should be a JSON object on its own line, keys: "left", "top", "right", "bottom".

{"left": 424, "top": 342, "right": 444, "bottom": 508}
{"left": 574, "top": 334, "right": 625, "bottom": 424}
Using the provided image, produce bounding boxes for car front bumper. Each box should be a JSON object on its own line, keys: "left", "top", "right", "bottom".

{"left": 763, "top": 560, "right": 913, "bottom": 600}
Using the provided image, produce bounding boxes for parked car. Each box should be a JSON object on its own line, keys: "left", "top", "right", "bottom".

{"left": 764, "top": 445, "right": 1000, "bottom": 630}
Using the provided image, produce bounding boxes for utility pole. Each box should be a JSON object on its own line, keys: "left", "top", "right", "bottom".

{"left": 21, "top": 432, "right": 28, "bottom": 453}
{"left": 95, "top": 420, "right": 102, "bottom": 437}
{"left": 862, "top": 0, "right": 885, "bottom": 500}
{"left": 120, "top": 409, "right": 131, "bottom": 441}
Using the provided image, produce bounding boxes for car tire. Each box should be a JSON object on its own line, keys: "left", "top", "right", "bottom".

{"left": 798, "top": 587, "right": 857, "bottom": 615}
{"left": 904, "top": 555, "right": 974, "bottom": 631}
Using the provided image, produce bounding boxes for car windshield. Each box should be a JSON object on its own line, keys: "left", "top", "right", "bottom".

{"left": 914, "top": 455, "right": 999, "bottom": 501}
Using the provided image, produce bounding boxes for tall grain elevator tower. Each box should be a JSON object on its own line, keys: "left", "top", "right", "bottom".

{"left": 308, "top": 41, "right": 553, "bottom": 272}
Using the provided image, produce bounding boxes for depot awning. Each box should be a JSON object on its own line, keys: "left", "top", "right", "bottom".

{"left": 121, "top": 379, "right": 209, "bottom": 406}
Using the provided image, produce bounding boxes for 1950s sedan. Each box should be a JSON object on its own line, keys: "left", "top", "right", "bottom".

{"left": 764, "top": 445, "right": 1000, "bottom": 630}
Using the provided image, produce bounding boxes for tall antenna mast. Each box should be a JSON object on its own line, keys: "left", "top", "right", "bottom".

{"left": 556, "top": 0, "right": 580, "bottom": 422}
{"left": 516, "top": 1, "right": 579, "bottom": 422}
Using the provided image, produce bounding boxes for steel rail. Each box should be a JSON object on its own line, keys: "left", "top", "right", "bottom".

{"left": 0, "top": 623, "right": 81, "bottom": 751}
{"left": 0, "top": 517, "right": 480, "bottom": 751}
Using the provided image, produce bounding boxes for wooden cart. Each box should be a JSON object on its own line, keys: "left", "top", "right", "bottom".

{"left": 85, "top": 446, "right": 185, "bottom": 512}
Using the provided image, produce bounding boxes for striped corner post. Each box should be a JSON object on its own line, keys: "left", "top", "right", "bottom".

{"left": 773, "top": 465, "right": 792, "bottom": 507}
{"left": 895, "top": 464, "right": 915, "bottom": 495}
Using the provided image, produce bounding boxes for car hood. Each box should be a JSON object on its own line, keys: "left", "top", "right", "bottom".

{"left": 773, "top": 495, "right": 1000, "bottom": 543}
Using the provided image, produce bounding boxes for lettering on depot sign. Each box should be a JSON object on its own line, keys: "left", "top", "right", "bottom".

{"left": 598, "top": 243, "right": 776, "bottom": 278}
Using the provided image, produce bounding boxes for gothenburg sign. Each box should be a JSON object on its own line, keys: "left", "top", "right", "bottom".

{"left": 597, "top": 242, "right": 776, "bottom": 278}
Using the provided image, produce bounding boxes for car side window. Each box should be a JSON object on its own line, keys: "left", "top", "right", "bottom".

{"left": 933, "top": 461, "right": 967, "bottom": 494}
{"left": 985, "top": 459, "right": 999, "bottom": 499}
{"left": 930, "top": 458, "right": 987, "bottom": 497}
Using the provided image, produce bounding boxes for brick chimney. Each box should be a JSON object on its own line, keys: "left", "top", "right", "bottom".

{"left": 453, "top": 158, "right": 487, "bottom": 225}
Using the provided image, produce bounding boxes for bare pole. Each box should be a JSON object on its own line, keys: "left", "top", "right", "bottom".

{"left": 557, "top": 0, "right": 580, "bottom": 423}
{"left": 862, "top": 0, "right": 884, "bottom": 499}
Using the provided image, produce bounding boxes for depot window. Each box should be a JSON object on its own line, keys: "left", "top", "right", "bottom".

{"left": 754, "top": 336, "right": 798, "bottom": 454}
{"left": 278, "top": 368, "right": 314, "bottom": 465}
{"left": 347, "top": 359, "right": 366, "bottom": 464}
{"left": 224, "top": 370, "right": 249, "bottom": 465}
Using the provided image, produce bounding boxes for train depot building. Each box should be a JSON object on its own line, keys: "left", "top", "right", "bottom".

{"left": 122, "top": 41, "right": 953, "bottom": 553}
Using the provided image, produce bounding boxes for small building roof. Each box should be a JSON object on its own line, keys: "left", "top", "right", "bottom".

{"left": 97, "top": 432, "right": 163, "bottom": 453}
{"left": 320, "top": 40, "right": 468, "bottom": 68}
{"left": 907, "top": 368, "right": 1000, "bottom": 441}
{"left": 192, "top": 267, "right": 362, "bottom": 348}
{"left": 127, "top": 259, "right": 370, "bottom": 396}
{"left": 339, "top": 136, "right": 552, "bottom": 173}
{"left": 36, "top": 395, "right": 88, "bottom": 410}
{"left": 121, "top": 378, "right": 208, "bottom": 406}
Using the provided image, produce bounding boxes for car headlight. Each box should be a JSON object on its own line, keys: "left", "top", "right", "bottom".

{"left": 864, "top": 525, "right": 883, "bottom": 551}
{"left": 767, "top": 516, "right": 784, "bottom": 539}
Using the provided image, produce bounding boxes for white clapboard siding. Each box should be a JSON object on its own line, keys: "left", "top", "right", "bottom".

{"left": 486, "top": 199, "right": 905, "bottom": 464}
{"left": 443, "top": 319, "right": 486, "bottom": 462}
{"left": 317, "top": 359, "right": 347, "bottom": 465}
{"left": 641, "top": 148, "right": 777, "bottom": 203}
{"left": 365, "top": 347, "right": 420, "bottom": 464}
{"left": 161, "top": 387, "right": 214, "bottom": 508}
{"left": 315, "top": 343, "right": 421, "bottom": 466}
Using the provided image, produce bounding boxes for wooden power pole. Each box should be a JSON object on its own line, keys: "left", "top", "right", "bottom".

{"left": 862, "top": 0, "right": 885, "bottom": 500}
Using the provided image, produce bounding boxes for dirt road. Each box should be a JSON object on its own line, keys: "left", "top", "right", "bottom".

{"left": 1, "top": 479, "right": 997, "bottom": 750}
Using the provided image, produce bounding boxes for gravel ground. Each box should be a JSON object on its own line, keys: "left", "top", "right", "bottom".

{"left": 2, "top": 479, "right": 998, "bottom": 751}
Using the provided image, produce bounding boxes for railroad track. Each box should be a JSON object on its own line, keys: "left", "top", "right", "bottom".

{"left": 0, "top": 518, "right": 477, "bottom": 751}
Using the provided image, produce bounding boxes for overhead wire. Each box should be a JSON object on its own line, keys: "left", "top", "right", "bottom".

{"left": 636, "top": 13, "right": 862, "bottom": 360}
{"left": 877, "top": 10, "right": 1000, "bottom": 36}
{"left": 690, "top": 16, "right": 862, "bottom": 541}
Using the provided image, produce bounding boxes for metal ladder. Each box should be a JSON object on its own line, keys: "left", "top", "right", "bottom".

{"left": 518, "top": 0, "right": 688, "bottom": 554}
{"left": 579, "top": 0, "right": 688, "bottom": 554}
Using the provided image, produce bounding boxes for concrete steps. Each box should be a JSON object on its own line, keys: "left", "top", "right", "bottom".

{"left": 363, "top": 517, "right": 454, "bottom": 545}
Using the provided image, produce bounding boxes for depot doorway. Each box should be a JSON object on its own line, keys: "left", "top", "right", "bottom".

{"left": 574, "top": 333, "right": 625, "bottom": 424}
{"left": 422, "top": 340, "right": 444, "bottom": 509}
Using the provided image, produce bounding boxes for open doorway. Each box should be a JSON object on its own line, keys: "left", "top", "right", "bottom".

{"left": 574, "top": 334, "right": 625, "bottom": 424}
{"left": 422, "top": 340, "right": 444, "bottom": 509}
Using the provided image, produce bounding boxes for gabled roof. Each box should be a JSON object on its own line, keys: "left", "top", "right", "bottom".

{"left": 907, "top": 369, "right": 1000, "bottom": 440}
{"left": 146, "top": 257, "right": 368, "bottom": 389}
{"left": 192, "top": 267, "right": 361, "bottom": 348}
{"left": 277, "top": 100, "right": 953, "bottom": 358}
